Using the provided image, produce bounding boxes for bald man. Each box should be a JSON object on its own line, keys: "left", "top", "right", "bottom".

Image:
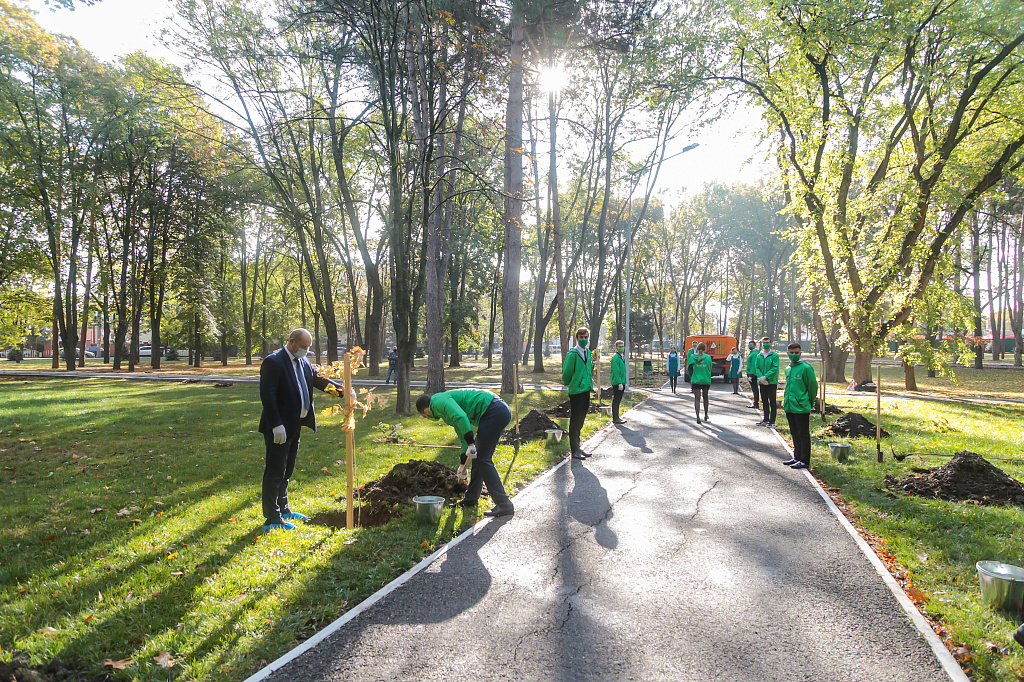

{"left": 258, "top": 329, "right": 340, "bottom": 531}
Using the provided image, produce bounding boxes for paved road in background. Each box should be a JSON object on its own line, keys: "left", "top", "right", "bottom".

{"left": 254, "top": 386, "right": 952, "bottom": 682}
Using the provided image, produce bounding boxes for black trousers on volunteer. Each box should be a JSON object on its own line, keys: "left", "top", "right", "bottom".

{"left": 568, "top": 391, "right": 590, "bottom": 454}
{"left": 463, "top": 398, "right": 512, "bottom": 506}
{"left": 747, "top": 373, "right": 760, "bottom": 407}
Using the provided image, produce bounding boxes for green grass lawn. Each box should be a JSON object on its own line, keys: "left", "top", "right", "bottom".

{"left": 0, "top": 377, "right": 640, "bottom": 681}
{"left": 774, "top": 395, "right": 1024, "bottom": 680}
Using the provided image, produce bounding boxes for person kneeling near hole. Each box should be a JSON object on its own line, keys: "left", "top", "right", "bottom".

{"left": 416, "top": 389, "right": 514, "bottom": 518}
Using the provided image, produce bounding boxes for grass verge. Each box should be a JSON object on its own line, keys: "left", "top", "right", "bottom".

{"left": 774, "top": 394, "right": 1024, "bottom": 680}
{"left": 0, "top": 377, "right": 642, "bottom": 681}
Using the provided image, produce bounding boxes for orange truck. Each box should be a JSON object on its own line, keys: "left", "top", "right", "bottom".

{"left": 682, "top": 334, "right": 739, "bottom": 383}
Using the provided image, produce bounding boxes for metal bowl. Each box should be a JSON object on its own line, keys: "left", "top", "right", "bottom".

{"left": 828, "top": 442, "right": 852, "bottom": 462}
{"left": 977, "top": 561, "right": 1024, "bottom": 613}
{"left": 412, "top": 495, "right": 445, "bottom": 524}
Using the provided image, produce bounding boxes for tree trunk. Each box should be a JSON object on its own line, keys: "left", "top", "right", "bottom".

{"left": 501, "top": 6, "right": 524, "bottom": 394}
{"left": 903, "top": 356, "right": 918, "bottom": 391}
{"left": 78, "top": 244, "right": 93, "bottom": 368}
{"left": 852, "top": 347, "right": 874, "bottom": 385}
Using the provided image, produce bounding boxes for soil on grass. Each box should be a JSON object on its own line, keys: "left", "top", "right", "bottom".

{"left": 308, "top": 504, "right": 400, "bottom": 529}
{"left": 504, "top": 409, "right": 562, "bottom": 443}
{"left": 814, "top": 399, "right": 843, "bottom": 415}
{"left": 546, "top": 399, "right": 605, "bottom": 418}
{"left": 0, "top": 652, "right": 108, "bottom": 682}
{"left": 354, "top": 459, "right": 468, "bottom": 506}
{"left": 884, "top": 451, "right": 1024, "bottom": 506}
{"left": 821, "top": 412, "right": 890, "bottom": 438}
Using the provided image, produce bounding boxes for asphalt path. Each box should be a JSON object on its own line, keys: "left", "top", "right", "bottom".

{"left": 251, "top": 384, "right": 954, "bottom": 682}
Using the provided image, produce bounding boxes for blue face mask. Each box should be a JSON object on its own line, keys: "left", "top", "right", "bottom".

{"left": 293, "top": 347, "right": 308, "bottom": 359}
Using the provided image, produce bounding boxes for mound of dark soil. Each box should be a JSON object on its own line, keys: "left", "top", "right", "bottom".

{"left": 308, "top": 505, "right": 398, "bottom": 529}
{"left": 504, "top": 409, "right": 562, "bottom": 443}
{"left": 884, "top": 451, "right": 1024, "bottom": 506}
{"left": 0, "top": 653, "right": 106, "bottom": 682}
{"left": 821, "top": 412, "right": 890, "bottom": 438}
{"left": 546, "top": 399, "right": 604, "bottom": 418}
{"left": 355, "top": 459, "right": 468, "bottom": 506}
{"left": 814, "top": 399, "right": 843, "bottom": 415}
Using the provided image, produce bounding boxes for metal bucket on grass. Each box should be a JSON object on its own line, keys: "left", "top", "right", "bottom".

{"left": 412, "top": 495, "right": 445, "bottom": 524}
{"left": 977, "top": 561, "right": 1024, "bottom": 614}
{"left": 828, "top": 442, "right": 852, "bottom": 462}
{"left": 545, "top": 429, "right": 564, "bottom": 444}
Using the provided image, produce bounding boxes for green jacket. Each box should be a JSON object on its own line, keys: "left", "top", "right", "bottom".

{"left": 610, "top": 352, "right": 628, "bottom": 386}
{"left": 689, "top": 353, "right": 713, "bottom": 385}
{"left": 429, "top": 389, "right": 497, "bottom": 454}
{"left": 666, "top": 352, "right": 680, "bottom": 378}
{"left": 754, "top": 350, "right": 780, "bottom": 384}
{"left": 783, "top": 361, "right": 818, "bottom": 414}
{"left": 745, "top": 349, "right": 758, "bottom": 375}
{"left": 686, "top": 348, "right": 698, "bottom": 371}
{"left": 562, "top": 346, "right": 593, "bottom": 395}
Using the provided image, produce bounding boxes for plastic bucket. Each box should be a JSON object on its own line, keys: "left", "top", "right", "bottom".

{"left": 977, "top": 561, "right": 1024, "bottom": 614}
{"left": 412, "top": 495, "right": 445, "bottom": 524}
{"left": 828, "top": 442, "right": 851, "bottom": 462}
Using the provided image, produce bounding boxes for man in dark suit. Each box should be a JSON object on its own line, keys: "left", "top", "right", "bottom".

{"left": 258, "top": 328, "right": 340, "bottom": 531}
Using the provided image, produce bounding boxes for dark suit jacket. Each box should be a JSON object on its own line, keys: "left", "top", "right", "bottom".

{"left": 258, "top": 348, "right": 335, "bottom": 438}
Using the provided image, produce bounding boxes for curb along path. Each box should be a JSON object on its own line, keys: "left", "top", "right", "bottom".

{"left": 247, "top": 386, "right": 954, "bottom": 682}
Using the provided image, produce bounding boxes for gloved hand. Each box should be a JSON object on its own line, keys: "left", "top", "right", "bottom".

{"left": 456, "top": 463, "right": 469, "bottom": 482}
{"left": 466, "top": 444, "right": 478, "bottom": 460}
{"left": 617, "top": 384, "right": 624, "bottom": 390}
{"left": 758, "top": 376, "right": 768, "bottom": 385}
{"left": 272, "top": 425, "right": 287, "bottom": 444}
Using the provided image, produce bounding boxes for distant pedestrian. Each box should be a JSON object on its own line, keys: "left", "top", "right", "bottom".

{"left": 666, "top": 347, "right": 681, "bottom": 394}
{"left": 610, "top": 340, "right": 628, "bottom": 424}
{"left": 754, "top": 336, "right": 780, "bottom": 428}
{"left": 385, "top": 347, "right": 398, "bottom": 384}
{"left": 416, "top": 389, "right": 514, "bottom": 517}
{"left": 726, "top": 346, "right": 743, "bottom": 394}
{"left": 745, "top": 339, "right": 760, "bottom": 409}
{"left": 690, "top": 342, "right": 713, "bottom": 424}
{"left": 684, "top": 340, "right": 698, "bottom": 382}
{"left": 781, "top": 342, "right": 818, "bottom": 469}
{"left": 562, "top": 327, "right": 594, "bottom": 460}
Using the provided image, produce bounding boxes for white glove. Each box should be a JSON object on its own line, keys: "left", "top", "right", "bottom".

{"left": 456, "top": 463, "right": 469, "bottom": 482}
{"left": 465, "top": 444, "right": 478, "bottom": 460}
{"left": 758, "top": 376, "right": 768, "bottom": 385}
{"left": 617, "top": 384, "right": 624, "bottom": 390}
{"left": 272, "top": 425, "right": 287, "bottom": 444}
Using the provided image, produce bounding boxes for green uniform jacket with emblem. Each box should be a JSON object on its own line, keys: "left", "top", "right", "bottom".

{"left": 686, "top": 348, "right": 698, "bottom": 374}
{"left": 610, "top": 352, "right": 628, "bottom": 386}
{"left": 562, "top": 347, "right": 593, "bottom": 395}
{"left": 783, "top": 361, "right": 818, "bottom": 414}
{"left": 429, "top": 389, "right": 497, "bottom": 455}
{"left": 754, "top": 350, "right": 780, "bottom": 384}
{"left": 745, "top": 350, "right": 758, "bottom": 375}
{"left": 689, "top": 353, "right": 713, "bottom": 386}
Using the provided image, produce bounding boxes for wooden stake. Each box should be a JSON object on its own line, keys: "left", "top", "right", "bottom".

{"left": 821, "top": 354, "right": 827, "bottom": 420}
{"left": 876, "top": 363, "right": 883, "bottom": 463}
{"left": 344, "top": 352, "right": 355, "bottom": 529}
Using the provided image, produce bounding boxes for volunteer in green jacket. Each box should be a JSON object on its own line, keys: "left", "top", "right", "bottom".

{"left": 684, "top": 340, "right": 698, "bottom": 382}
{"left": 745, "top": 339, "right": 760, "bottom": 410}
{"left": 690, "top": 342, "right": 714, "bottom": 424}
{"left": 562, "top": 327, "right": 594, "bottom": 460}
{"left": 781, "top": 342, "right": 818, "bottom": 469}
{"left": 416, "top": 389, "right": 514, "bottom": 517}
{"left": 610, "top": 340, "right": 628, "bottom": 424}
{"left": 666, "top": 347, "right": 681, "bottom": 394}
{"left": 754, "top": 336, "right": 780, "bottom": 428}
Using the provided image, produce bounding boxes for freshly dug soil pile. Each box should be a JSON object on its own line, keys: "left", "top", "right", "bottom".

{"left": 309, "top": 505, "right": 397, "bottom": 529}
{"left": 546, "top": 399, "right": 604, "bottom": 417}
{"left": 884, "top": 451, "right": 1024, "bottom": 506}
{"left": 0, "top": 653, "right": 106, "bottom": 682}
{"left": 822, "top": 412, "right": 890, "bottom": 438}
{"left": 504, "top": 409, "right": 562, "bottom": 443}
{"left": 355, "top": 459, "right": 468, "bottom": 506}
{"left": 814, "top": 399, "right": 843, "bottom": 415}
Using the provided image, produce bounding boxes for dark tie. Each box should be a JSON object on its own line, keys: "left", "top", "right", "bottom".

{"left": 295, "top": 358, "right": 310, "bottom": 412}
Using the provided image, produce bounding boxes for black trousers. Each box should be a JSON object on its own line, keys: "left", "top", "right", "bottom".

{"left": 263, "top": 431, "right": 300, "bottom": 524}
{"left": 747, "top": 373, "right": 759, "bottom": 407}
{"left": 568, "top": 391, "right": 590, "bottom": 453}
{"left": 612, "top": 385, "right": 625, "bottom": 420}
{"left": 760, "top": 383, "right": 778, "bottom": 424}
{"left": 669, "top": 376, "right": 678, "bottom": 391}
{"left": 787, "top": 411, "right": 811, "bottom": 464}
{"left": 464, "top": 399, "right": 512, "bottom": 506}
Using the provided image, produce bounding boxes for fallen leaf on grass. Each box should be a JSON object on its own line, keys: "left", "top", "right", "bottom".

{"left": 37, "top": 626, "right": 58, "bottom": 634}
{"left": 89, "top": 508, "right": 104, "bottom": 514}
{"left": 170, "top": 571, "right": 184, "bottom": 576}
{"left": 951, "top": 644, "right": 972, "bottom": 661}
{"left": 904, "top": 587, "right": 929, "bottom": 603}
{"left": 103, "top": 658, "right": 132, "bottom": 670}
{"left": 343, "top": 538, "right": 357, "bottom": 545}
{"left": 984, "top": 641, "right": 1000, "bottom": 653}
{"left": 116, "top": 508, "right": 131, "bottom": 517}
{"left": 916, "top": 551, "right": 928, "bottom": 562}
{"left": 153, "top": 651, "right": 175, "bottom": 668}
